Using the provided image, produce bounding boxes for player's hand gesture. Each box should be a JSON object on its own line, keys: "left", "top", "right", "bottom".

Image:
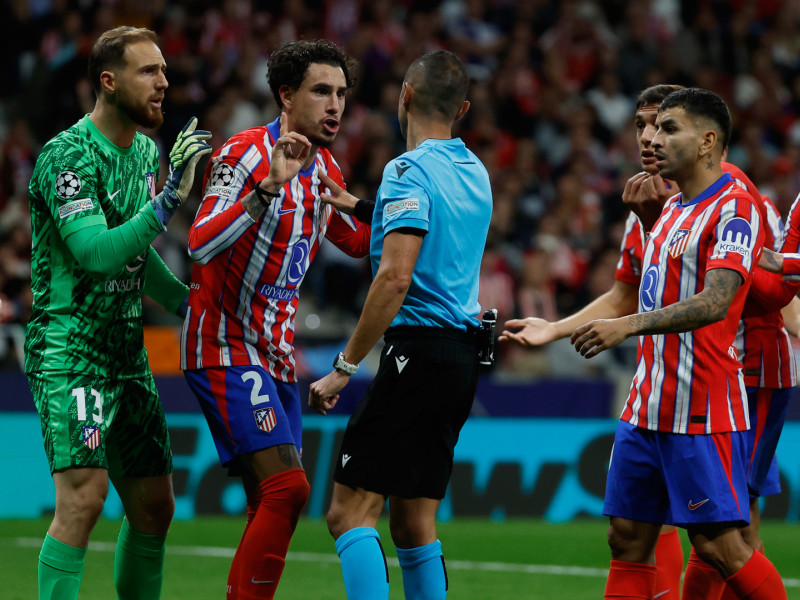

{"left": 570, "top": 317, "right": 632, "bottom": 358}
{"left": 622, "top": 172, "right": 676, "bottom": 232}
{"left": 499, "top": 317, "right": 560, "bottom": 347}
{"left": 308, "top": 370, "right": 350, "bottom": 415}
{"left": 152, "top": 117, "right": 212, "bottom": 226}
{"left": 262, "top": 112, "right": 312, "bottom": 190}
{"left": 319, "top": 171, "right": 359, "bottom": 215}
{"left": 165, "top": 117, "right": 213, "bottom": 204}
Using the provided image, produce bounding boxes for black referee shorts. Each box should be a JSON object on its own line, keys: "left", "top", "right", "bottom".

{"left": 334, "top": 326, "right": 479, "bottom": 499}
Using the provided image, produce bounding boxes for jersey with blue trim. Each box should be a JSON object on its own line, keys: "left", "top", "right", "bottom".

{"left": 621, "top": 173, "right": 764, "bottom": 434}
{"left": 616, "top": 163, "right": 796, "bottom": 390}
{"left": 181, "top": 118, "right": 370, "bottom": 382}
{"left": 371, "top": 138, "right": 492, "bottom": 330}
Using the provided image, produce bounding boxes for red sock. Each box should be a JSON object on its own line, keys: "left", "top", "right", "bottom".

{"left": 725, "top": 550, "right": 787, "bottom": 600}
{"left": 654, "top": 529, "right": 684, "bottom": 600}
{"left": 681, "top": 546, "right": 725, "bottom": 600}
{"left": 228, "top": 492, "right": 262, "bottom": 600}
{"left": 235, "top": 469, "right": 310, "bottom": 600}
{"left": 720, "top": 543, "right": 765, "bottom": 600}
{"left": 604, "top": 559, "right": 657, "bottom": 599}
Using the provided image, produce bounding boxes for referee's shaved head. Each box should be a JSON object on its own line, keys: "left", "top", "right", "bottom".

{"left": 405, "top": 51, "right": 469, "bottom": 121}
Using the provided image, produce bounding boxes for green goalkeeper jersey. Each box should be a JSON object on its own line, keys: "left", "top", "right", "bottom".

{"left": 26, "top": 115, "right": 164, "bottom": 379}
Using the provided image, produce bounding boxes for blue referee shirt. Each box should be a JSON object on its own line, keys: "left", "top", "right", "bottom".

{"left": 371, "top": 137, "right": 492, "bottom": 330}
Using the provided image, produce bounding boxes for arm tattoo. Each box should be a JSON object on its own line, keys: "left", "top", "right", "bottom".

{"left": 241, "top": 189, "right": 268, "bottom": 220}
{"left": 761, "top": 249, "right": 783, "bottom": 273}
{"left": 705, "top": 154, "right": 714, "bottom": 170}
{"left": 627, "top": 269, "right": 742, "bottom": 335}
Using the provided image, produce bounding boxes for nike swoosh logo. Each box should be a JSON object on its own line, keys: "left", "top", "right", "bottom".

{"left": 395, "top": 355, "right": 409, "bottom": 373}
{"left": 688, "top": 498, "right": 710, "bottom": 510}
{"left": 342, "top": 453, "right": 351, "bottom": 468}
{"left": 107, "top": 189, "right": 121, "bottom": 201}
{"left": 250, "top": 577, "right": 276, "bottom": 585}
{"left": 395, "top": 163, "right": 411, "bottom": 178}
{"left": 278, "top": 208, "right": 294, "bottom": 215}
{"left": 654, "top": 590, "right": 670, "bottom": 599}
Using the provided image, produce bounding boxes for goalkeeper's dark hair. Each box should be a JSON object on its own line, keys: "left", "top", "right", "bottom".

{"left": 267, "top": 40, "right": 357, "bottom": 109}
{"left": 88, "top": 26, "right": 160, "bottom": 95}
{"left": 659, "top": 87, "right": 732, "bottom": 149}
{"left": 636, "top": 84, "right": 684, "bottom": 109}
{"left": 406, "top": 50, "right": 469, "bottom": 121}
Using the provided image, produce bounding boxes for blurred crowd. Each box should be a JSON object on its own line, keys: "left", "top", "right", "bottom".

{"left": 3, "top": 0, "right": 800, "bottom": 376}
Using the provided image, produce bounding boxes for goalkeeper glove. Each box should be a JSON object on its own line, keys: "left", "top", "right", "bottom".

{"left": 151, "top": 117, "right": 212, "bottom": 227}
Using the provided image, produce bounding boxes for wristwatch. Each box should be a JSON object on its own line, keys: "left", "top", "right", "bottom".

{"left": 333, "top": 352, "right": 359, "bottom": 375}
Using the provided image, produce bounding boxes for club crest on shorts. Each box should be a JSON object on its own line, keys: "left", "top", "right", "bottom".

{"left": 81, "top": 425, "right": 101, "bottom": 450}
{"left": 254, "top": 407, "right": 277, "bottom": 433}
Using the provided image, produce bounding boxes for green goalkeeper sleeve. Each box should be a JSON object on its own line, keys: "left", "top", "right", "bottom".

{"left": 144, "top": 248, "right": 190, "bottom": 315}
{"left": 62, "top": 203, "right": 164, "bottom": 280}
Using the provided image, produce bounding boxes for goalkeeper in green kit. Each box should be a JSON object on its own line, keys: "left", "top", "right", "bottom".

{"left": 25, "top": 26, "right": 211, "bottom": 600}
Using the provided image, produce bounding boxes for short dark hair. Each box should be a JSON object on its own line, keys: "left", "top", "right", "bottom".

{"left": 406, "top": 50, "right": 469, "bottom": 120}
{"left": 267, "top": 40, "right": 357, "bottom": 109}
{"left": 88, "top": 26, "right": 159, "bottom": 95}
{"left": 659, "top": 87, "right": 732, "bottom": 149}
{"left": 636, "top": 84, "right": 684, "bottom": 109}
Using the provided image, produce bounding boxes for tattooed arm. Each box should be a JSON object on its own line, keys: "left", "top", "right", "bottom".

{"left": 571, "top": 268, "right": 743, "bottom": 358}
{"left": 758, "top": 248, "right": 783, "bottom": 274}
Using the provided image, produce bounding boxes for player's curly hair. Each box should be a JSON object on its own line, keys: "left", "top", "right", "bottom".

{"left": 267, "top": 40, "right": 357, "bottom": 109}
{"left": 88, "top": 26, "right": 159, "bottom": 95}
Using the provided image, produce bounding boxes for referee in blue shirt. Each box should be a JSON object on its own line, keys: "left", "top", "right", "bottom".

{"left": 309, "top": 50, "right": 493, "bottom": 600}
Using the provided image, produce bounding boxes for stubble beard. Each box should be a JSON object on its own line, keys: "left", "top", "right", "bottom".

{"left": 116, "top": 88, "right": 164, "bottom": 129}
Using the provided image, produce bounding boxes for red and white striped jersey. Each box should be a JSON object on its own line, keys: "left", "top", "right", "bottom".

{"left": 615, "top": 163, "right": 796, "bottom": 390}
{"left": 180, "top": 118, "right": 370, "bottom": 382}
{"left": 621, "top": 173, "right": 764, "bottom": 434}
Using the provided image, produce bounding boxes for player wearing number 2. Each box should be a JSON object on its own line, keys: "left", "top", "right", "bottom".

{"left": 25, "top": 26, "right": 211, "bottom": 600}
{"left": 180, "top": 40, "right": 369, "bottom": 600}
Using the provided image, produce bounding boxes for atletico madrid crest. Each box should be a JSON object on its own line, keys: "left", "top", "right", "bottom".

{"left": 669, "top": 229, "right": 692, "bottom": 258}
{"left": 81, "top": 425, "right": 101, "bottom": 450}
{"left": 254, "top": 407, "right": 277, "bottom": 433}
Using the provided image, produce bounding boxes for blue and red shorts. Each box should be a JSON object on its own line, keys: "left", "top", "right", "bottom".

{"left": 745, "top": 387, "right": 790, "bottom": 498}
{"left": 604, "top": 420, "right": 750, "bottom": 527}
{"left": 184, "top": 365, "right": 302, "bottom": 468}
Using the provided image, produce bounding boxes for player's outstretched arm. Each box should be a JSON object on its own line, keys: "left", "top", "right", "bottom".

{"left": 319, "top": 171, "right": 375, "bottom": 224}
{"left": 500, "top": 280, "right": 639, "bottom": 347}
{"left": 151, "top": 117, "right": 213, "bottom": 227}
{"left": 572, "top": 268, "right": 742, "bottom": 358}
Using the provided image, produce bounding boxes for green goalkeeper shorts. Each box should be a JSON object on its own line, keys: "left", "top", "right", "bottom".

{"left": 28, "top": 371, "right": 172, "bottom": 478}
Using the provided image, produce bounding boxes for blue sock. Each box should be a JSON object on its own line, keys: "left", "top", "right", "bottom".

{"left": 396, "top": 540, "right": 447, "bottom": 600}
{"left": 335, "top": 527, "right": 389, "bottom": 600}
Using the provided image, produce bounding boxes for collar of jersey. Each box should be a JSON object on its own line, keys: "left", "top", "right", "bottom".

{"left": 266, "top": 117, "right": 318, "bottom": 177}
{"left": 678, "top": 172, "right": 733, "bottom": 207}
{"left": 81, "top": 115, "right": 135, "bottom": 156}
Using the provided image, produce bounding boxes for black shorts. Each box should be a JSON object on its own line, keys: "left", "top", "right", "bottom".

{"left": 334, "top": 326, "right": 479, "bottom": 499}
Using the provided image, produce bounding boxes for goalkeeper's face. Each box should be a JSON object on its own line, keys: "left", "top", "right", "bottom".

{"left": 113, "top": 41, "right": 168, "bottom": 129}
{"left": 284, "top": 63, "right": 347, "bottom": 149}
